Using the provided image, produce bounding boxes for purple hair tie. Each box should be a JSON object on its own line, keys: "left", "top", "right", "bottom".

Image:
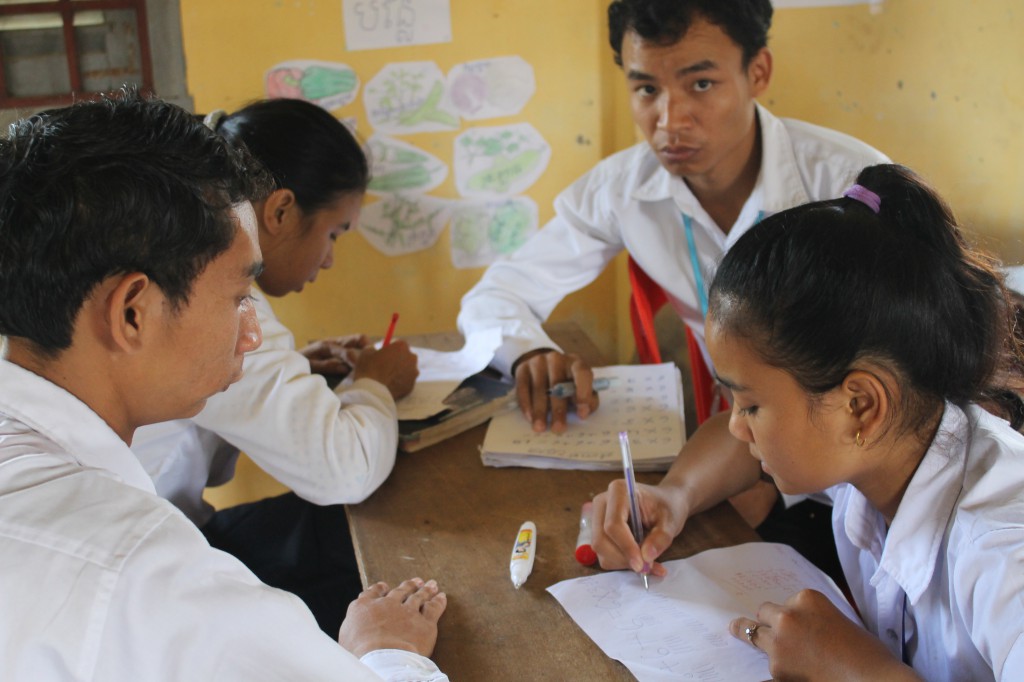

{"left": 843, "top": 184, "right": 881, "bottom": 214}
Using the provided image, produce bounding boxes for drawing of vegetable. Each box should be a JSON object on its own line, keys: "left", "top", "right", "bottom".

{"left": 398, "top": 81, "right": 459, "bottom": 128}
{"left": 300, "top": 66, "right": 357, "bottom": 101}
{"left": 266, "top": 68, "right": 304, "bottom": 99}
{"left": 451, "top": 211, "right": 486, "bottom": 255}
{"left": 368, "top": 165, "right": 433, "bottom": 193}
{"left": 488, "top": 202, "right": 532, "bottom": 253}
{"left": 467, "top": 149, "right": 542, "bottom": 194}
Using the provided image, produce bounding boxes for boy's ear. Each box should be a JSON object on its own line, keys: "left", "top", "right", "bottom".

{"left": 104, "top": 272, "right": 158, "bottom": 353}
{"left": 261, "top": 188, "right": 298, "bottom": 238}
{"left": 747, "top": 47, "right": 773, "bottom": 97}
{"left": 842, "top": 369, "right": 890, "bottom": 447}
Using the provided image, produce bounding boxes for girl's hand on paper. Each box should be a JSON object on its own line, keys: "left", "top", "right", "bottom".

{"left": 351, "top": 340, "right": 419, "bottom": 399}
{"left": 590, "top": 479, "right": 687, "bottom": 578}
{"left": 300, "top": 334, "right": 368, "bottom": 376}
{"left": 730, "top": 589, "right": 921, "bottom": 681}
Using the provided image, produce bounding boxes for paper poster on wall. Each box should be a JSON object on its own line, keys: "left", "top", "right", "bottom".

{"left": 358, "top": 194, "right": 452, "bottom": 256}
{"left": 453, "top": 123, "right": 551, "bottom": 199}
{"left": 265, "top": 60, "right": 359, "bottom": 110}
{"left": 449, "top": 197, "right": 538, "bottom": 269}
{"left": 365, "top": 61, "right": 460, "bottom": 134}
{"left": 342, "top": 0, "right": 452, "bottom": 51}
{"left": 446, "top": 56, "right": 535, "bottom": 121}
{"left": 366, "top": 134, "right": 447, "bottom": 195}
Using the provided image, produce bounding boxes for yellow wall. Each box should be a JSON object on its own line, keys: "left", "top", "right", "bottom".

{"left": 766, "top": 1, "right": 1024, "bottom": 262}
{"left": 179, "top": 0, "right": 626, "bottom": 364}
{"left": 179, "top": 0, "right": 1023, "bottom": 367}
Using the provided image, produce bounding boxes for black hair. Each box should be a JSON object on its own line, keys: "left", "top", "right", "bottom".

{"left": 0, "top": 87, "right": 272, "bottom": 357}
{"left": 707, "top": 163, "right": 1021, "bottom": 436}
{"left": 608, "top": 0, "right": 773, "bottom": 67}
{"left": 215, "top": 98, "right": 369, "bottom": 214}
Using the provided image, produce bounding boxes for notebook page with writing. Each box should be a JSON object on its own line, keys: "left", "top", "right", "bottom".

{"left": 547, "top": 542, "right": 862, "bottom": 681}
{"left": 480, "top": 363, "right": 684, "bottom": 471}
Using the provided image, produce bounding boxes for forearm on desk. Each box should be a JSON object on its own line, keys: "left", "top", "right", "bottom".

{"left": 660, "top": 412, "right": 761, "bottom": 516}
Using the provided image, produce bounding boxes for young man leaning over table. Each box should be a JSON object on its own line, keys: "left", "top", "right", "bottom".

{"left": 457, "top": 0, "right": 889, "bottom": 578}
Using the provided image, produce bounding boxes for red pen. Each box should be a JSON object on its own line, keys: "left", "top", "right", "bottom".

{"left": 382, "top": 312, "right": 399, "bottom": 346}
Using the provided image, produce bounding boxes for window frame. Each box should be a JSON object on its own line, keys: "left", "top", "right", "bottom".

{"left": 0, "top": 0, "right": 153, "bottom": 108}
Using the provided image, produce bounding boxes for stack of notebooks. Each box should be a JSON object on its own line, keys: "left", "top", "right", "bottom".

{"left": 398, "top": 368, "right": 515, "bottom": 453}
{"left": 480, "top": 363, "right": 685, "bottom": 471}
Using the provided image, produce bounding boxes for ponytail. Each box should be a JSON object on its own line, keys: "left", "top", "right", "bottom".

{"left": 708, "top": 163, "right": 1021, "bottom": 434}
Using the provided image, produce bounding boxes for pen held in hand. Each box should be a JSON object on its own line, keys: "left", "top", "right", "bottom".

{"left": 619, "top": 430, "right": 649, "bottom": 590}
{"left": 548, "top": 376, "right": 612, "bottom": 399}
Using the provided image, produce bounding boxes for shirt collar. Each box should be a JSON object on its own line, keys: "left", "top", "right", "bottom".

{"left": 877, "top": 403, "right": 969, "bottom": 603}
{"left": 630, "top": 103, "right": 813, "bottom": 218}
{"left": 0, "top": 358, "right": 156, "bottom": 493}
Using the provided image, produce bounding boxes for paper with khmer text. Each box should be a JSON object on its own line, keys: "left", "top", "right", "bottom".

{"left": 547, "top": 543, "right": 862, "bottom": 682}
{"left": 481, "top": 363, "right": 684, "bottom": 470}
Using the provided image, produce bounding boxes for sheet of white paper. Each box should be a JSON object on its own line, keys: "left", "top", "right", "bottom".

{"left": 343, "top": 0, "right": 452, "bottom": 51}
{"left": 395, "top": 327, "right": 503, "bottom": 420}
{"left": 481, "top": 363, "right": 684, "bottom": 470}
{"left": 547, "top": 543, "right": 861, "bottom": 682}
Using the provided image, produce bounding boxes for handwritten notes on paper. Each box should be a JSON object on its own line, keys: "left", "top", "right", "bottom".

{"left": 480, "top": 363, "right": 684, "bottom": 470}
{"left": 343, "top": 0, "right": 452, "bottom": 51}
{"left": 547, "top": 543, "right": 862, "bottom": 682}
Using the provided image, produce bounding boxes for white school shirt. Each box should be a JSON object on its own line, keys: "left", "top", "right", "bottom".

{"left": 827, "top": 404, "right": 1024, "bottom": 681}
{"left": 0, "top": 359, "right": 446, "bottom": 681}
{"left": 132, "top": 288, "right": 399, "bottom": 525}
{"left": 457, "top": 103, "right": 889, "bottom": 378}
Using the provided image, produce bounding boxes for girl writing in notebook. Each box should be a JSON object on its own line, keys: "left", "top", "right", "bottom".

{"left": 592, "top": 164, "right": 1024, "bottom": 680}
{"left": 131, "top": 98, "right": 420, "bottom": 636}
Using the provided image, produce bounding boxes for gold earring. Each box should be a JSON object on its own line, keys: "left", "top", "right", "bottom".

{"left": 855, "top": 430, "right": 865, "bottom": 447}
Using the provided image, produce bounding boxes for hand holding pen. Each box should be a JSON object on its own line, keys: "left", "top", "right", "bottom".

{"left": 588, "top": 461, "right": 681, "bottom": 580}
{"left": 512, "top": 349, "right": 601, "bottom": 434}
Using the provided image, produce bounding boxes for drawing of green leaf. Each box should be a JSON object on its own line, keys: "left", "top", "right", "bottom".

{"left": 467, "top": 149, "right": 542, "bottom": 194}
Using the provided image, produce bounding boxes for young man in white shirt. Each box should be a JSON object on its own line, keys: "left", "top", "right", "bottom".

{"left": 457, "top": 0, "right": 889, "bottom": 573}
{"left": 0, "top": 90, "right": 448, "bottom": 681}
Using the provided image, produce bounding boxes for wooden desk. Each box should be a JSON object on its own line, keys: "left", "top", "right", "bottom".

{"left": 347, "top": 322, "right": 759, "bottom": 681}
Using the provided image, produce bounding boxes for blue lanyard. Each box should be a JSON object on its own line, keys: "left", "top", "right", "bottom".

{"left": 682, "top": 210, "right": 766, "bottom": 317}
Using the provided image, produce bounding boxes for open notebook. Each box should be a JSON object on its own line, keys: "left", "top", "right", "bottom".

{"left": 480, "top": 363, "right": 685, "bottom": 471}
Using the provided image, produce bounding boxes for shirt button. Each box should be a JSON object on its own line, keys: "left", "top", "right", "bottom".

{"left": 886, "top": 629, "right": 899, "bottom": 641}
